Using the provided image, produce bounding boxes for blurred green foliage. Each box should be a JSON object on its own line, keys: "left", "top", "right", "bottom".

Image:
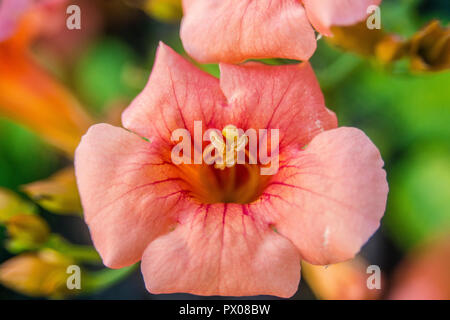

{"left": 74, "top": 38, "right": 144, "bottom": 115}
{"left": 387, "top": 146, "right": 450, "bottom": 248}
{"left": 0, "top": 118, "right": 61, "bottom": 190}
{"left": 312, "top": 38, "right": 450, "bottom": 250}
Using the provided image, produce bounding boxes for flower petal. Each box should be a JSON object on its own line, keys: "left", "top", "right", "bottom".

{"left": 180, "top": 0, "right": 316, "bottom": 63}
{"left": 303, "top": 0, "right": 381, "bottom": 36}
{"left": 256, "top": 127, "right": 388, "bottom": 264}
{"left": 219, "top": 61, "right": 337, "bottom": 150}
{"left": 75, "top": 123, "right": 191, "bottom": 268}
{"left": 122, "top": 42, "right": 227, "bottom": 143}
{"left": 141, "top": 204, "right": 301, "bottom": 297}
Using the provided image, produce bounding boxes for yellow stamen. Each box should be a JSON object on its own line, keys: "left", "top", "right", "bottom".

{"left": 191, "top": 125, "right": 267, "bottom": 204}
{"left": 204, "top": 125, "right": 248, "bottom": 170}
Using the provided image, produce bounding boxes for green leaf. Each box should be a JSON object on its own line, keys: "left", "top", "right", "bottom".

{"left": 44, "top": 235, "right": 101, "bottom": 264}
{"left": 0, "top": 118, "right": 60, "bottom": 190}
{"left": 386, "top": 145, "right": 450, "bottom": 249}
{"left": 74, "top": 38, "right": 145, "bottom": 115}
{"left": 82, "top": 264, "right": 137, "bottom": 294}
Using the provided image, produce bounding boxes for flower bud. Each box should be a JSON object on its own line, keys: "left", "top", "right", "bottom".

{"left": 408, "top": 20, "right": 450, "bottom": 72}
{"left": 0, "top": 249, "right": 75, "bottom": 298}
{"left": 302, "top": 257, "right": 382, "bottom": 300}
{"left": 5, "top": 214, "right": 50, "bottom": 250}
{"left": 0, "top": 187, "right": 35, "bottom": 223}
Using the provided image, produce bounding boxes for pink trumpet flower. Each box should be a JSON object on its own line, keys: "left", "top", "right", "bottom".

{"left": 180, "top": 0, "right": 381, "bottom": 63}
{"left": 75, "top": 43, "right": 388, "bottom": 297}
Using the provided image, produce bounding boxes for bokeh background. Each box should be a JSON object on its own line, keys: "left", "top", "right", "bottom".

{"left": 0, "top": 0, "right": 449, "bottom": 299}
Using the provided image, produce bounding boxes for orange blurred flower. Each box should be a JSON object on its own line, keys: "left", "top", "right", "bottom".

{"left": 328, "top": 20, "right": 450, "bottom": 72}
{"left": 329, "top": 22, "right": 406, "bottom": 64}
{"left": 0, "top": 45, "right": 94, "bottom": 156}
{"left": 0, "top": 0, "right": 95, "bottom": 156}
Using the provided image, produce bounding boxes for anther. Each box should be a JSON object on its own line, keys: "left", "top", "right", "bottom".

{"left": 204, "top": 125, "right": 248, "bottom": 170}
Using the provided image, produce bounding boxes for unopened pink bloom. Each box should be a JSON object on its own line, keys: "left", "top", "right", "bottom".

{"left": 0, "top": 0, "right": 30, "bottom": 42}
{"left": 75, "top": 43, "right": 388, "bottom": 297}
{"left": 181, "top": 0, "right": 381, "bottom": 63}
{"left": 0, "top": 0, "right": 68, "bottom": 44}
{"left": 389, "top": 236, "right": 450, "bottom": 300}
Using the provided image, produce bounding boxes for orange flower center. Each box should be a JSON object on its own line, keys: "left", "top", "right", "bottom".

{"left": 176, "top": 125, "right": 272, "bottom": 204}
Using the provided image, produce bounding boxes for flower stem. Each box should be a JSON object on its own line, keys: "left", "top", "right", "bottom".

{"left": 44, "top": 234, "right": 101, "bottom": 264}
{"left": 82, "top": 264, "right": 138, "bottom": 294}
